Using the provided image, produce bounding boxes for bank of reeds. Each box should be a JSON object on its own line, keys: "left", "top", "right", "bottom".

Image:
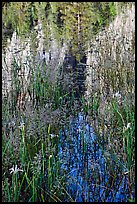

{"left": 2, "top": 57, "right": 135, "bottom": 202}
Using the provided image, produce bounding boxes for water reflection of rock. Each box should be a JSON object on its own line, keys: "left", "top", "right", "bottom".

{"left": 59, "top": 52, "right": 87, "bottom": 100}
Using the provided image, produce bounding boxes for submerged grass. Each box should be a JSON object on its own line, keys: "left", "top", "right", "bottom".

{"left": 2, "top": 54, "right": 135, "bottom": 202}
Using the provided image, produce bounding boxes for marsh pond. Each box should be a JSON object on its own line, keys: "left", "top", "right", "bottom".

{"left": 2, "top": 2, "right": 135, "bottom": 202}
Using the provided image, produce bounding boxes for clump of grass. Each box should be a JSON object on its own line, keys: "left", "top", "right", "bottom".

{"left": 2, "top": 120, "right": 62, "bottom": 202}
{"left": 110, "top": 97, "right": 135, "bottom": 189}
{"left": 2, "top": 55, "right": 63, "bottom": 201}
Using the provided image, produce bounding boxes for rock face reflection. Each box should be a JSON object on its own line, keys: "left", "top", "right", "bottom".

{"left": 60, "top": 52, "right": 87, "bottom": 100}
{"left": 63, "top": 53, "right": 77, "bottom": 70}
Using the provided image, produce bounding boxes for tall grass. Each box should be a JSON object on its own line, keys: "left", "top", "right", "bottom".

{"left": 84, "top": 92, "right": 135, "bottom": 200}
{"left": 2, "top": 55, "right": 78, "bottom": 202}
{"left": 2, "top": 53, "right": 135, "bottom": 202}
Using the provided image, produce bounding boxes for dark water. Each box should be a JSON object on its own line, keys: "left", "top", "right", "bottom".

{"left": 57, "top": 113, "right": 132, "bottom": 202}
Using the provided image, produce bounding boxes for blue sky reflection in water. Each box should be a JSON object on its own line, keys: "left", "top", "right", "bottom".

{"left": 58, "top": 113, "right": 131, "bottom": 202}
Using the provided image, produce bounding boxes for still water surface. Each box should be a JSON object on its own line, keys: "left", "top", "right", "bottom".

{"left": 55, "top": 112, "right": 130, "bottom": 202}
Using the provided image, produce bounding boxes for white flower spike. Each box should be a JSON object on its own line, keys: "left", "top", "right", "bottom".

{"left": 113, "top": 91, "right": 121, "bottom": 98}
{"left": 9, "top": 165, "right": 23, "bottom": 174}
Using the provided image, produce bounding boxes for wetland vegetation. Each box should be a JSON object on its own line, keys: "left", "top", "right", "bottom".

{"left": 2, "top": 2, "right": 135, "bottom": 202}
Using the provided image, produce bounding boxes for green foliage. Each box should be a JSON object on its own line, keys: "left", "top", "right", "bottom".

{"left": 2, "top": 2, "right": 119, "bottom": 57}
{"left": 92, "top": 2, "right": 117, "bottom": 32}
{"left": 2, "top": 1, "right": 128, "bottom": 59}
{"left": 109, "top": 2, "right": 117, "bottom": 16}
{"left": 110, "top": 98, "right": 135, "bottom": 172}
{"left": 2, "top": 2, "right": 38, "bottom": 35}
